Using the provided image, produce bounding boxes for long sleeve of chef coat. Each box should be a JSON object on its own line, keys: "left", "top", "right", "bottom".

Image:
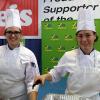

{"left": 49, "top": 49, "right": 77, "bottom": 82}
{"left": 25, "top": 53, "right": 40, "bottom": 94}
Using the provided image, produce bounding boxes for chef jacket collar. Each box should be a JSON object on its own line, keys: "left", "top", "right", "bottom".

{"left": 7, "top": 44, "right": 20, "bottom": 50}
{"left": 79, "top": 48, "right": 95, "bottom": 55}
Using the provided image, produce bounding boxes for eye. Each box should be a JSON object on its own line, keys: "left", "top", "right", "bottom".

{"left": 5, "top": 31, "right": 21, "bottom": 35}
{"left": 6, "top": 31, "right": 13, "bottom": 34}
{"left": 14, "top": 31, "right": 21, "bottom": 34}
{"left": 85, "top": 34, "right": 92, "bottom": 37}
{"left": 77, "top": 35, "right": 83, "bottom": 38}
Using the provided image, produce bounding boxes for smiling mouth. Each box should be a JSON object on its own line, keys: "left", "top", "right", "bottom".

{"left": 82, "top": 43, "right": 88, "bottom": 46}
{"left": 11, "top": 39, "right": 16, "bottom": 41}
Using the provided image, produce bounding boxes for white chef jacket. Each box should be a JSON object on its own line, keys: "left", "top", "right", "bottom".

{"left": 49, "top": 48, "right": 100, "bottom": 100}
{"left": 0, "top": 44, "right": 40, "bottom": 98}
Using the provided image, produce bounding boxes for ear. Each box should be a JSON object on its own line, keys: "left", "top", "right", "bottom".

{"left": 94, "top": 35, "right": 98, "bottom": 42}
{"left": 4, "top": 29, "right": 7, "bottom": 36}
{"left": 94, "top": 35, "right": 96, "bottom": 40}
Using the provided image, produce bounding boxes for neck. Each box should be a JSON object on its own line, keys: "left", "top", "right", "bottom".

{"left": 80, "top": 48, "right": 94, "bottom": 55}
{"left": 8, "top": 44, "right": 20, "bottom": 50}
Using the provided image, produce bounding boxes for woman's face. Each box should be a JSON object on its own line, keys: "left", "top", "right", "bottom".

{"left": 5, "top": 26, "right": 22, "bottom": 49}
{"left": 76, "top": 30, "right": 96, "bottom": 53}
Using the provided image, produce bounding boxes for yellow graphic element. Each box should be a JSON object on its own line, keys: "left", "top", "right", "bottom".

{"left": 72, "top": 22, "right": 77, "bottom": 30}
{"left": 44, "top": 45, "right": 52, "bottom": 51}
{"left": 50, "top": 34, "right": 59, "bottom": 40}
{"left": 58, "top": 23, "right": 66, "bottom": 29}
{"left": 57, "top": 46, "right": 66, "bottom": 52}
{"left": 44, "top": 23, "right": 53, "bottom": 29}
{"left": 50, "top": 57, "right": 59, "bottom": 63}
{"left": 65, "top": 34, "right": 73, "bottom": 40}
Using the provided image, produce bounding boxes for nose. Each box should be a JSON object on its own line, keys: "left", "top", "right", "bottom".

{"left": 11, "top": 33, "right": 16, "bottom": 37}
{"left": 81, "top": 36, "right": 87, "bottom": 41}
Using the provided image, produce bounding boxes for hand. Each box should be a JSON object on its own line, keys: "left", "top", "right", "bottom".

{"left": 32, "top": 79, "right": 42, "bottom": 88}
{"left": 34, "top": 74, "right": 47, "bottom": 86}
{"left": 33, "top": 73, "right": 52, "bottom": 88}
{"left": 32, "top": 75, "right": 46, "bottom": 89}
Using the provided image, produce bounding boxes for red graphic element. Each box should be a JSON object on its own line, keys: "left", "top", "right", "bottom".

{"left": 0, "top": 0, "right": 38, "bottom": 37}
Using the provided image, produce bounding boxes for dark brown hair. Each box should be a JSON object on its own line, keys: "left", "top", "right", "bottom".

{"left": 76, "top": 31, "right": 98, "bottom": 42}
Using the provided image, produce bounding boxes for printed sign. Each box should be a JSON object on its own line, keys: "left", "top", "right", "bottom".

{"left": 39, "top": 0, "right": 100, "bottom": 21}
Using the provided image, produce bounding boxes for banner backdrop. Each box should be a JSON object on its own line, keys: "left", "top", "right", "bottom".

{"left": 0, "top": 0, "right": 39, "bottom": 38}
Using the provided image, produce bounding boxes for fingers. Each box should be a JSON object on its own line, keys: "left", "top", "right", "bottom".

{"left": 32, "top": 79, "right": 42, "bottom": 88}
{"left": 34, "top": 75, "right": 46, "bottom": 85}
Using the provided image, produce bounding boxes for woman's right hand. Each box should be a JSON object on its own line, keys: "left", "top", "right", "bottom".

{"left": 34, "top": 73, "right": 52, "bottom": 86}
{"left": 34, "top": 74, "right": 47, "bottom": 85}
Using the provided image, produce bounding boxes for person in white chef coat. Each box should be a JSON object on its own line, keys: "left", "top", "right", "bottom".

{"left": 34, "top": 8, "right": 100, "bottom": 100}
{"left": 0, "top": 9, "right": 40, "bottom": 100}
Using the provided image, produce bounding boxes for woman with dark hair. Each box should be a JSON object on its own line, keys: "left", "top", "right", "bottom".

{"left": 35, "top": 8, "right": 100, "bottom": 100}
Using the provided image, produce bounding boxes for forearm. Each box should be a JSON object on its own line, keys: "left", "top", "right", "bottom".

{"left": 28, "top": 91, "right": 38, "bottom": 100}
{"left": 44, "top": 73, "right": 52, "bottom": 81}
